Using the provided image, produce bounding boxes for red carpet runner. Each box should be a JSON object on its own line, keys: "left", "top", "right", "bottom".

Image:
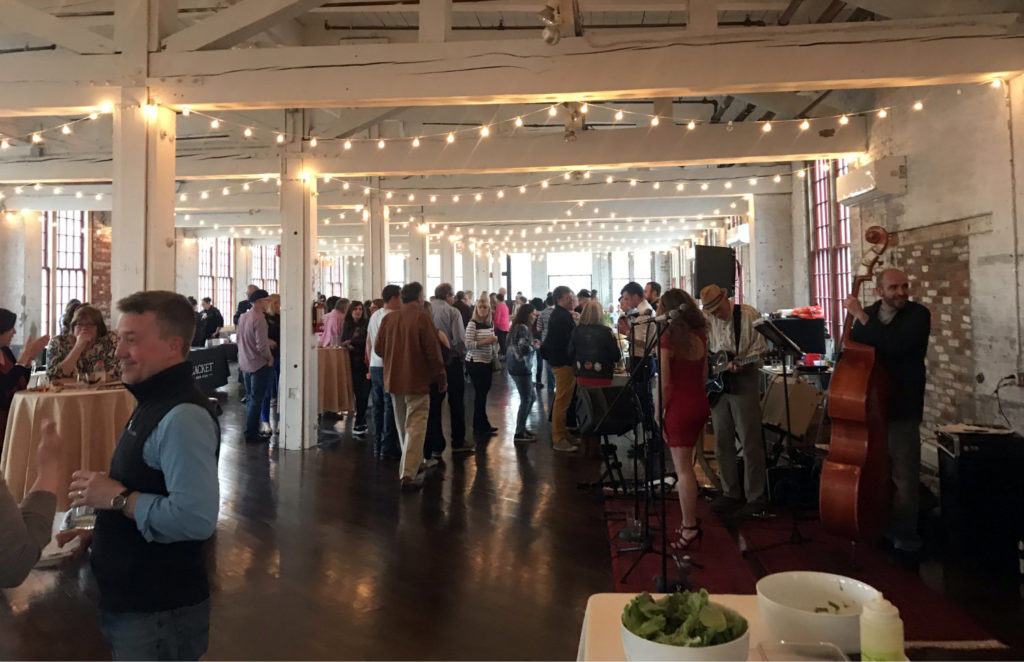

{"left": 605, "top": 497, "right": 999, "bottom": 646}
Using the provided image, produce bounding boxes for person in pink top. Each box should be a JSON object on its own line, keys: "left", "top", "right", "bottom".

{"left": 319, "top": 297, "right": 349, "bottom": 347}
{"left": 493, "top": 293, "right": 510, "bottom": 357}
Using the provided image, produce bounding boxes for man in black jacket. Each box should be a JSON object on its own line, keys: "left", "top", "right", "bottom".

{"left": 846, "top": 268, "right": 931, "bottom": 554}
{"left": 540, "top": 285, "right": 578, "bottom": 453}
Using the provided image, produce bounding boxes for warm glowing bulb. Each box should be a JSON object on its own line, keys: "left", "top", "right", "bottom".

{"left": 412, "top": 137, "right": 420, "bottom": 147}
{"left": 913, "top": 101, "right": 924, "bottom": 111}
{"left": 541, "top": 181, "right": 549, "bottom": 188}
{"left": 701, "top": 183, "right": 709, "bottom": 190}
{"left": 629, "top": 179, "right": 637, "bottom": 187}
{"left": 179, "top": 193, "right": 187, "bottom": 202}
{"left": 676, "top": 183, "right": 684, "bottom": 191}
{"left": 839, "top": 115, "right": 850, "bottom": 126}
{"left": 549, "top": 105, "right": 558, "bottom": 117}
{"left": 142, "top": 104, "right": 158, "bottom": 120}
{"left": 519, "top": 186, "right": 526, "bottom": 194}
{"left": 453, "top": 195, "right": 460, "bottom": 202}
{"left": 200, "top": 191, "right": 209, "bottom": 199}
{"left": 243, "top": 127, "right": 253, "bottom": 137}
{"left": 878, "top": 108, "right": 888, "bottom": 118}
{"left": 243, "top": 183, "right": 250, "bottom": 191}
{"left": 475, "top": 193, "right": 483, "bottom": 201}
{"left": 563, "top": 172, "right": 571, "bottom": 180}
{"left": 992, "top": 79, "right": 1003, "bottom": 88}
{"left": 181, "top": 107, "right": 191, "bottom": 116}
{"left": 797, "top": 170, "right": 806, "bottom": 178}
{"left": 615, "top": 110, "right": 624, "bottom": 121}
{"left": 377, "top": 139, "right": 385, "bottom": 149}
{"left": 762, "top": 122, "right": 772, "bottom": 132}
{"left": 724, "top": 182, "right": 732, "bottom": 189}
{"left": 749, "top": 178, "right": 757, "bottom": 186}
{"left": 89, "top": 112, "right": 99, "bottom": 120}
{"left": 61, "top": 124, "right": 71, "bottom": 135}
{"left": 799, "top": 119, "right": 810, "bottom": 130}
{"left": 344, "top": 140, "right": 352, "bottom": 150}
{"left": 429, "top": 195, "right": 437, "bottom": 202}
{"left": 514, "top": 116, "right": 524, "bottom": 128}
{"left": 31, "top": 133, "right": 41, "bottom": 143}
{"left": 408, "top": 193, "right": 415, "bottom": 201}
{"left": 480, "top": 126, "right": 490, "bottom": 137}
{"left": 364, "top": 187, "right": 371, "bottom": 195}
{"left": 0, "top": 139, "right": 8, "bottom": 150}
{"left": 687, "top": 120, "right": 696, "bottom": 130}
{"left": 100, "top": 102, "right": 114, "bottom": 114}
{"left": 653, "top": 182, "right": 661, "bottom": 190}
{"left": 276, "top": 133, "right": 285, "bottom": 143}
{"left": 210, "top": 119, "right": 220, "bottom": 129}
{"left": 580, "top": 103, "right": 588, "bottom": 113}
{"left": 650, "top": 116, "right": 660, "bottom": 126}
{"left": 774, "top": 174, "right": 782, "bottom": 183}
{"left": 606, "top": 175, "right": 614, "bottom": 184}
{"left": 310, "top": 137, "right": 318, "bottom": 147}
{"left": 497, "top": 190, "right": 504, "bottom": 198}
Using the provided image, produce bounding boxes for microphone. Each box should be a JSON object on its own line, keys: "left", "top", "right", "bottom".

{"left": 632, "top": 309, "right": 680, "bottom": 324}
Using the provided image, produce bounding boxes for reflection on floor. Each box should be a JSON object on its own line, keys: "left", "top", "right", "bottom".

{"left": 0, "top": 369, "right": 1021, "bottom": 660}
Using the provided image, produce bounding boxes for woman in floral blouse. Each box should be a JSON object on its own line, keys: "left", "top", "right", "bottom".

{"left": 45, "top": 304, "right": 121, "bottom": 381}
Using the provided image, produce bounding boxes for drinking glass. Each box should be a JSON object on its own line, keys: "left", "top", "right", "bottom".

{"left": 63, "top": 506, "right": 97, "bottom": 530}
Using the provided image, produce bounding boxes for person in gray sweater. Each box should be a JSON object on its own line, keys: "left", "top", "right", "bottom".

{"left": 0, "top": 420, "right": 60, "bottom": 587}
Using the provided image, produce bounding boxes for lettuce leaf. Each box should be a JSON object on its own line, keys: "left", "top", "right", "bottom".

{"left": 621, "top": 590, "right": 748, "bottom": 648}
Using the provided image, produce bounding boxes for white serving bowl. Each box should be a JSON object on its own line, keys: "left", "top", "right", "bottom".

{"left": 620, "top": 605, "right": 751, "bottom": 662}
{"left": 756, "top": 571, "right": 880, "bottom": 655}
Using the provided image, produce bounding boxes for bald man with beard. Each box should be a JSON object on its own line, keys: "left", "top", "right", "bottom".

{"left": 844, "top": 268, "right": 931, "bottom": 557}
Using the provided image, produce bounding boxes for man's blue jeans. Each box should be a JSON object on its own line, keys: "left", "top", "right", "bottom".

{"left": 243, "top": 365, "right": 272, "bottom": 439}
{"left": 101, "top": 599, "right": 210, "bottom": 661}
{"left": 370, "top": 367, "right": 399, "bottom": 455}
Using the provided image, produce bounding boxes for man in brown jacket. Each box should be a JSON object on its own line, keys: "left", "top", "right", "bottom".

{"left": 374, "top": 282, "right": 447, "bottom": 491}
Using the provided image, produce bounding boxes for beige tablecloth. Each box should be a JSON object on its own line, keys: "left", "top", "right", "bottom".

{"left": 1, "top": 387, "right": 136, "bottom": 509}
{"left": 578, "top": 593, "right": 766, "bottom": 661}
{"left": 318, "top": 347, "right": 355, "bottom": 413}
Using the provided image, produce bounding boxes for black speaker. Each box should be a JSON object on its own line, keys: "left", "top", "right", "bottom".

{"left": 575, "top": 385, "right": 636, "bottom": 437}
{"left": 694, "top": 245, "right": 736, "bottom": 297}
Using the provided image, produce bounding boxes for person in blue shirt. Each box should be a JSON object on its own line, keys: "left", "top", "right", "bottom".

{"left": 58, "top": 290, "right": 220, "bottom": 661}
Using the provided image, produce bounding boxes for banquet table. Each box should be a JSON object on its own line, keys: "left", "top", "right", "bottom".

{"left": 577, "top": 593, "right": 767, "bottom": 662}
{"left": 318, "top": 347, "right": 355, "bottom": 414}
{"left": 1, "top": 386, "right": 136, "bottom": 510}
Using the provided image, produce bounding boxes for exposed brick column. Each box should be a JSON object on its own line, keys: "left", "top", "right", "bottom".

{"left": 90, "top": 212, "right": 112, "bottom": 321}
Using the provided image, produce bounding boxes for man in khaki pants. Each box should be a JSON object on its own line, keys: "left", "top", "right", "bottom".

{"left": 540, "top": 286, "right": 579, "bottom": 453}
{"left": 374, "top": 282, "right": 447, "bottom": 491}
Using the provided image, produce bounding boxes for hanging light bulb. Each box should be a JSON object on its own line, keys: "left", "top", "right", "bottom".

{"left": 310, "top": 137, "right": 318, "bottom": 147}
{"left": 429, "top": 194, "right": 437, "bottom": 202}
{"left": 548, "top": 105, "right": 558, "bottom": 117}
{"left": 210, "top": 119, "right": 220, "bottom": 129}
{"left": 179, "top": 193, "right": 188, "bottom": 202}
{"left": 412, "top": 137, "right": 420, "bottom": 147}
{"left": 799, "top": 119, "right": 810, "bottom": 131}
{"left": 497, "top": 190, "right": 504, "bottom": 198}
{"left": 629, "top": 179, "right": 637, "bottom": 187}
{"left": 0, "top": 139, "right": 8, "bottom": 149}
{"left": 519, "top": 186, "right": 527, "bottom": 194}
{"left": 676, "top": 183, "right": 685, "bottom": 191}
{"left": 749, "top": 178, "right": 757, "bottom": 186}
{"left": 276, "top": 133, "right": 285, "bottom": 143}
{"left": 762, "top": 122, "right": 772, "bottom": 132}
{"left": 580, "top": 103, "right": 589, "bottom": 114}
{"left": 243, "top": 127, "right": 253, "bottom": 138}
{"left": 701, "top": 183, "right": 709, "bottom": 190}
{"left": 61, "top": 124, "right": 71, "bottom": 135}
{"left": 344, "top": 140, "right": 352, "bottom": 150}
{"left": 200, "top": 191, "right": 209, "bottom": 199}
{"left": 453, "top": 195, "right": 460, "bottom": 202}
{"left": 773, "top": 174, "right": 782, "bottom": 183}
{"left": 839, "top": 115, "right": 850, "bottom": 126}
{"left": 650, "top": 116, "right": 660, "bottom": 126}
{"left": 687, "top": 120, "right": 696, "bottom": 130}
{"left": 615, "top": 110, "right": 624, "bottom": 121}
{"left": 31, "top": 133, "right": 42, "bottom": 143}
{"left": 514, "top": 116, "right": 524, "bottom": 127}
{"left": 724, "top": 182, "right": 733, "bottom": 189}
{"left": 913, "top": 101, "right": 924, "bottom": 111}
{"left": 878, "top": 108, "right": 888, "bottom": 118}
{"left": 480, "top": 125, "right": 490, "bottom": 137}
{"left": 243, "top": 182, "right": 250, "bottom": 191}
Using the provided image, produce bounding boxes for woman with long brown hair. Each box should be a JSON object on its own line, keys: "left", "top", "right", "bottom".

{"left": 657, "top": 288, "right": 709, "bottom": 551}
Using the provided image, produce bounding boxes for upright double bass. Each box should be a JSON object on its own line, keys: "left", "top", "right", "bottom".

{"left": 820, "top": 226, "right": 892, "bottom": 542}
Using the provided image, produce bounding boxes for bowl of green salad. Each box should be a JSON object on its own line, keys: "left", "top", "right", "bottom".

{"left": 620, "top": 590, "right": 750, "bottom": 661}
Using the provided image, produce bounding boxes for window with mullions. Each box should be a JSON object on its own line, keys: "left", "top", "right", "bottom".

{"left": 809, "top": 158, "right": 853, "bottom": 341}
{"left": 251, "top": 244, "right": 279, "bottom": 293}
{"left": 323, "top": 256, "right": 344, "bottom": 297}
{"left": 547, "top": 251, "right": 592, "bottom": 294}
{"left": 198, "top": 237, "right": 234, "bottom": 311}
{"left": 41, "top": 211, "right": 88, "bottom": 335}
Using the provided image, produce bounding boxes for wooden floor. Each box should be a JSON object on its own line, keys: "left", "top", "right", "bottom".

{"left": 1, "top": 370, "right": 1021, "bottom": 660}
{"left": 0, "top": 374, "right": 613, "bottom": 660}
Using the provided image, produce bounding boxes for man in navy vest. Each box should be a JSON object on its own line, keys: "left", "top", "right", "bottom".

{"left": 58, "top": 290, "right": 220, "bottom": 660}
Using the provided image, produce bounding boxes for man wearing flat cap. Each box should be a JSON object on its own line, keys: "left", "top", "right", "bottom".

{"left": 700, "top": 284, "right": 768, "bottom": 520}
{"left": 236, "top": 288, "right": 275, "bottom": 443}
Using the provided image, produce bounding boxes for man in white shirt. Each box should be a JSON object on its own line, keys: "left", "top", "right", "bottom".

{"left": 367, "top": 285, "right": 402, "bottom": 460}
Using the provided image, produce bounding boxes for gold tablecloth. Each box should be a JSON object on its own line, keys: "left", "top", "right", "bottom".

{"left": 318, "top": 347, "right": 355, "bottom": 413}
{"left": 1, "top": 387, "right": 136, "bottom": 509}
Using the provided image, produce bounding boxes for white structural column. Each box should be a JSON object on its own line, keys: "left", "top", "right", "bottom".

{"left": 750, "top": 193, "right": 794, "bottom": 313}
{"left": 418, "top": 0, "right": 451, "bottom": 43}
{"left": 475, "top": 251, "right": 490, "bottom": 296}
{"left": 345, "top": 256, "right": 364, "bottom": 300}
{"left": 439, "top": 237, "right": 455, "bottom": 285}
{"left": 279, "top": 156, "right": 319, "bottom": 450}
{"left": 111, "top": 88, "right": 176, "bottom": 305}
{"left": 591, "top": 252, "right": 611, "bottom": 303}
{"left": 491, "top": 252, "right": 503, "bottom": 294}
{"left": 408, "top": 228, "right": 428, "bottom": 285}
{"left": 362, "top": 185, "right": 388, "bottom": 300}
{"left": 461, "top": 246, "right": 476, "bottom": 295}
{"left": 176, "top": 234, "right": 199, "bottom": 300}
{"left": 531, "top": 253, "right": 548, "bottom": 297}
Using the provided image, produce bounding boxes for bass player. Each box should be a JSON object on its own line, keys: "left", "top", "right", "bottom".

{"left": 700, "top": 284, "right": 769, "bottom": 519}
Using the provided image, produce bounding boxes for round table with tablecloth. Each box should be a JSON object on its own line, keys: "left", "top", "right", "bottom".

{"left": 1, "top": 386, "right": 136, "bottom": 510}
{"left": 317, "top": 347, "right": 355, "bottom": 414}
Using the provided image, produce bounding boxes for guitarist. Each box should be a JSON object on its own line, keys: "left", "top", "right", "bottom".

{"left": 843, "top": 268, "right": 930, "bottom": 558}
{"left": 700, "top": 284, "right": 769, "bottom": 519}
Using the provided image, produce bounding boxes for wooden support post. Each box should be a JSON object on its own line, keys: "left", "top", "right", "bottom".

{"left": 278, "top": 155, "right": 318, "bottom": 450}
{"left": 362, "top": 184, "right": 388, "bottom": 300}
{"left": 419, "top": 0, "right": 451, "bottom": 43}
{"left": 475, "top": 250, "right": 490, "bottom": 296}
{"left": 461, "top": 246, "right": 476, "bottom": 296}
{"left": 439, "top": 237, "right": 455, "bottom": 285}
{"left": 408, "top": 228, "right": 428, "bottom": 285}
{"left": 111, "top": 88, "right": 176, "bottom": 305}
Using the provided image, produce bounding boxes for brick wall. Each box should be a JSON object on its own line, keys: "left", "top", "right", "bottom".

{"left": 90, "top": 213, "right": 112, "bottom": 321}
{"left": 893, "top": 235, "right": 974, "bottom": 429}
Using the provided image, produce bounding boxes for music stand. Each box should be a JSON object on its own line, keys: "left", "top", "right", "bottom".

{"left": 742, "top": 318, "right": 816, "bottom": 555}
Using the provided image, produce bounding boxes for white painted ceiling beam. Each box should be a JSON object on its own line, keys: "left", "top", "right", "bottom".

{"left": 310, "top": 0, "right": 788, "bottom": 13}
{"left": 161, "top": 0, "right": 329, "bottom": 52}
{"left": 148, "top": 15, "right": 1024, "bottom": 110}
{"left": 0, "top": 0, "right": 116, "bottom": 53}
{"left": 422, "top": 197, "right": 739, "bottom": 223}
{"left": 0, "top": 53, "right": 121, "bottom": 116}
{"left": 846, "top": 0, "right": 1023, "bottom": 19}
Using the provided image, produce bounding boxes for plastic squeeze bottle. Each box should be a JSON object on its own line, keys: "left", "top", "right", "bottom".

{"left": 860, "top": 596, "right": 905, "bottom": 661}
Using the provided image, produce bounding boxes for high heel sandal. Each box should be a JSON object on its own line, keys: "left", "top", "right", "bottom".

{"left": 670, "top": 519, "right": 703, "bottom": 551}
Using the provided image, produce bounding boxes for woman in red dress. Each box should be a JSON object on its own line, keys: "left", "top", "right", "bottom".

{"left": 657, "top": 289, "right": 710, "bottom": 551}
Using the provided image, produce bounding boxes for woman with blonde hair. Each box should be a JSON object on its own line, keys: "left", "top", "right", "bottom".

{"left": 657, "top": 288, "right": 709, "bottom": 551}
{"left": 261, "top": 293, "right": 282, "bottom": 434}
{"left": 567, "top": 299, "right": 621, "bottom": 387}
{"left": 465, "top": 296, "right": 498, "bottom": 438}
